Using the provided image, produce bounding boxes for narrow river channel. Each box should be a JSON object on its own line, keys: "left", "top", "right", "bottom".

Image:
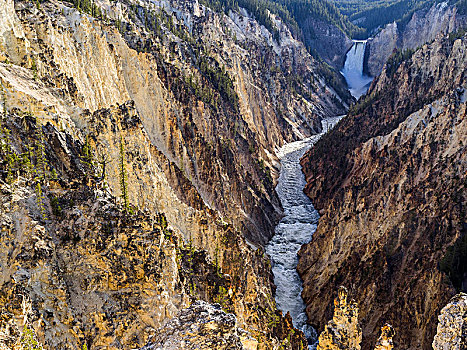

{"left": 266, "top": 115, "right": 344, "bottom": 347}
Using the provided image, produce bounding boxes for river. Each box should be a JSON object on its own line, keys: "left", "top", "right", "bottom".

{"left": 266, "top": 115, "right": 344, "bottom": 348}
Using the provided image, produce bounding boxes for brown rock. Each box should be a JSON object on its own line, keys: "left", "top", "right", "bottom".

{"left": 299, "top": 33, "right": 467, "bottom": 349}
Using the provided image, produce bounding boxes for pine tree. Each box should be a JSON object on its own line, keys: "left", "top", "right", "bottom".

{"left": 20, "top": 324, "right": 43, "bottom": 350}
{"left": 35, "top": 182, "right": 46, "bottom": 221}
{"left": 35, "top": 128, "right": 48, "bottom": 184}
{"left": 31, "top": 56, "right": 38, "bottom": 81}
{"left": 119, "top": 135, "right": 130, "bottom": 212}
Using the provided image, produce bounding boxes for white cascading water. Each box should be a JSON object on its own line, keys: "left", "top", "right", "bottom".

{"left": 266, "top": 115, "right": 344, "bottom": 349}
{"left": 341, "top": 40, "right": 373, "bottom": 99}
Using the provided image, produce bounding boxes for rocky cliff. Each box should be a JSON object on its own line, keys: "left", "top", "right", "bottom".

{"left": 0, "top": 104, "right": 309, "bottom": 349}
{"left": 299, "top": 32, "right": 467, "bottom": 349}
{"left": 366, "top": 2, "right": 467, "bottom": 76}
{"left": 0, "top": 0, "right": 350, "bottom": 348}
{"left": 1, "top": 0, "right": 351, "bottom": 246}
{"left": 432, "top": 293, "right": 467, "bottom": 350}
{"left": 315, "top": 288, "right": 465, "bottom": 350}
{"left": 316, "top": 287, "right": 362, "bottom": 350}
{"left": 300, "top": 17, "right": 353, "bottom": 69}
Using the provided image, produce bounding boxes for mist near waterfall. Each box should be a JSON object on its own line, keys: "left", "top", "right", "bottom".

{"left": 342, "top": 41, "right": 373, "bottom": 99}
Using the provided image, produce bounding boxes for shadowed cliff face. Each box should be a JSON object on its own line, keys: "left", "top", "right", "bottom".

{"left": 300, "top": 17, "right": 353, "bottom": 69}
{"left": 299, "top": 33, "right": 467, "bottom": 350}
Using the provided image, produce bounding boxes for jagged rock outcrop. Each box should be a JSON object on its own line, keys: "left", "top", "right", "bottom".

{"left": 141, "top": 300, "right": 307, "bottom": 350}
{"left": 315, "top": 290, "right": 467, "bottom": 350}
{"left": 315, "top": 288, "right": 398, "bottom": 350}
{"left": 140, "top": 301, "right": 257, "bottom": 350}
{"left": 432, "top": 293, "right": 467, "bottom": 350}
{"left": 374, "top": 324, "right": 395, "bottom": 350}
{"left": 299, "top": 33, "right": 467, "bottom": 349}
{"left": 317, "top": 287, "right": 362, "bottom": 350}
{"left": 366, "top": 2, "right": 467, "bottom": 76}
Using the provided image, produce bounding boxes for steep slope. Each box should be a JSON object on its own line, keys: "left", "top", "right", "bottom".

{"left": 273, "top": 0, "right": 357, "bottom": 68}
{"left": 4, "top": 0, "right": 350, "bottom": 246}
{"left": 200, "top": 0, "right": 359, "bottom": 69}
{"left": 366, "top": 1, "right": 467, "bottom": 76}
{"left": 298, "top": 33, "right": 467, "bottom": 349}
{"left": 0, "top": 104, "right": 307, "bottom": 349}
{"left": 0, "top": 0, "right": 349, "bottom": 348}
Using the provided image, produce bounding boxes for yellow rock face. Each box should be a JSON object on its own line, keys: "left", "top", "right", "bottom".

{"left": 374, "top": 324, "right": 395, "bottom": 350}
{"left": 317, "top": 287, "right": 362, "bottom": 350}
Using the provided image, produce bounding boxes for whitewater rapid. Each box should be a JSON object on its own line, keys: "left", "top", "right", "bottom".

{"left": 266, "top": 115, "right": 344, "bottom": 347}
{"left": 342, "top": 40, "right": 373, "bottom": 99}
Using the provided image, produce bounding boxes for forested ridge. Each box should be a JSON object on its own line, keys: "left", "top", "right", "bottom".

{"left": 200, "top": 0, "right": 364, "bottom": 40}
{"left": 334, "top": 0, "right": 467, "bottom": 36}
{"left": 201, "top": 0, "right": 467, "bottom": 44}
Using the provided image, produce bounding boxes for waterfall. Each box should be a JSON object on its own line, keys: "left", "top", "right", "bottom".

{"left": 341, "top": 40, "right": 373, "bottom": 99}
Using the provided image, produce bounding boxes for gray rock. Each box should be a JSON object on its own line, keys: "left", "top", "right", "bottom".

{"left": 141, "top": 301, "right": 257, "bottom": 350}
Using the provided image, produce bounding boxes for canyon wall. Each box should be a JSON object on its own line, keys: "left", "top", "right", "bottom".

{"left": 0, "top": 0, "right": 350, "bottom": 348}
{"left": 299, "top": 33, "right": 467, "bottom": 349}
{"left": 366, "top": 2, "right": 467, "bottom": 76}
{"left": 4, "top": 0, "right": 351, "bottom": 246}
{"left": 300, "top": 17, "right": 353, "bottom": 69}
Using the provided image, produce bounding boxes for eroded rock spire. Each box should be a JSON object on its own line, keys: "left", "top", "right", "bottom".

{"left": 317, "top": 286, "right": 362, "bottom": 350}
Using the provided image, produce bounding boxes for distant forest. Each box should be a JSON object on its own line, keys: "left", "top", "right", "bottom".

{"left": 201, "top": 0, "right": 467, "bottom": 41}
{"left": 332, "top": 0, "right": 467, "bottom": 36}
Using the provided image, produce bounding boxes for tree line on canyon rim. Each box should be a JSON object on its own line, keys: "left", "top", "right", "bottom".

{"left": 31, "top": 0, "right": 467, "bottom": 47}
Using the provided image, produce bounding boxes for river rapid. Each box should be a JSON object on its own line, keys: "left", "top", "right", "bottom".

{"left": 266, "top": 115, "right": 344, "bottom": 348}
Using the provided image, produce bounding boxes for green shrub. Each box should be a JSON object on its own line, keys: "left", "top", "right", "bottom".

{"left": 20, "top": 325, "right": 43, "bottom": 350}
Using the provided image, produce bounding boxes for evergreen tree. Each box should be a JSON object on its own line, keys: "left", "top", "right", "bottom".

{"left": 119, "top": 135, "right": 130, "bottom": 212}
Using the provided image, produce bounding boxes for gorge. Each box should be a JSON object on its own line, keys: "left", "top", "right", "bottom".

{"left": 299, "top": 31, "right": 467, "bottom": 349}
{"left": 0, "top": 0, "right": 466, "bottom": 349}
{"left": 266, "top": 115, "right": 343, "bottom": 347}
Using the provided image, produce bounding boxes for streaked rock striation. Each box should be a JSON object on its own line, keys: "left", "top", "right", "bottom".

{"left": 300, "top": 32, "right": 467, "bottom": 349}
{"left": 366, "top": 2, "right": 467, "bottom": 76}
